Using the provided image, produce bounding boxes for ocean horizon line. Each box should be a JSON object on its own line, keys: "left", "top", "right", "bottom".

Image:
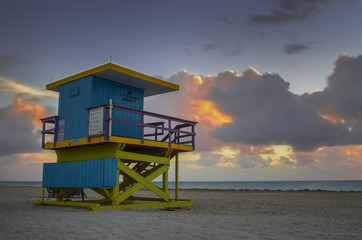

{"left": 1, "top": 180, "right": 361, "bottom": 192}
{"left": 1, "top": 179, "right": 361, "bottom": 182}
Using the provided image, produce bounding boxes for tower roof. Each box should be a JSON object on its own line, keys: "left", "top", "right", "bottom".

{"left": 46, "top": 62, "right": 179, "bottom": 97}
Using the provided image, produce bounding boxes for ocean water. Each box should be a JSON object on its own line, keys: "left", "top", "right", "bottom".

{"left": 1, "top": 180, "right": 361, "bottom": 192}
{"left": 164, "top": 181, "right": 362, "bottom": 192}
{"left": 0, "top": 181, "right": 42, "bottom": 187}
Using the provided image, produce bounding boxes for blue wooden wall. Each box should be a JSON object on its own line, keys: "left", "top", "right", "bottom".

{"left": 57, "top": 76, "right": 92, "bottom": 141}
{"left": 42, "top": 158, "right": 118, "bottom": 188}
{"left": 56, "top": 76, "right": 144, "bottom": 141}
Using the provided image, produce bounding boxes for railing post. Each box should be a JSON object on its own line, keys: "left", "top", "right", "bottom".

{"left": 155, "top": 124, "right": 158, "bottom": 141}
{"left": 168, "top": 119, "right": 171, "bottom": 147}
{"left": 41, "top": 121, "right": 45, "bottom": 148}
{"left": 53, "top": 116, "right": 58, "bottom": 147}
{"left": 175, "top": 152, "right": 179, "bottom": 201}
{"left": 88, "top": 107, "right": 91, "bottom": 142}
{"left": 141, "top": 113, "right": 144, "bottom": 144}
{"left": 104, "top": 105, "right": 109, "bottom": 140}
{"left": 108, "top": 99, "right": 112, "bottom": 140}
{"left": 162, "top": 168, "right": 168, "bottom": 197}
{"left": 192, "top": 125, "right": 195, "bottom": 150}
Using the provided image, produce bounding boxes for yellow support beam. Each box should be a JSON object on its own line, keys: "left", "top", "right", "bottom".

{"left": 175, "top": 153, "right": 179, "bottom": 201}
{"left": 56, "top": 143, "right": 121, "bottom": 162}
{"left": 117, "top": 151, "right": 169, "bottom": 164}
{"left": 43, "top": 136, "right": 194, "bottom": 152}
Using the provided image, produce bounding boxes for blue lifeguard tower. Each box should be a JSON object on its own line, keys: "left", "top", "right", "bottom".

{"left": 36, "top": 62, "right": 197, "bottom": 210}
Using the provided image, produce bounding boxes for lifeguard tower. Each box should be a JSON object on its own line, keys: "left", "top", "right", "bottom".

{"left": 35, "top": 62, "right": 197, "bottom": 211}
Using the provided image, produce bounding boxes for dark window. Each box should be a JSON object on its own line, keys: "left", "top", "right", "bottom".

{"left": 70, "top": 87, "right": 80, "bottom": 97}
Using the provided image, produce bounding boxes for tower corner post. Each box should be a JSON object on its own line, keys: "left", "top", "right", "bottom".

{"left": 175, "top": 152, "right": 179, "bottom": 201}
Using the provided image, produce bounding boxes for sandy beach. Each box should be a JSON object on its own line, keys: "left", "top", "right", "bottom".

{"left": 1, "top": 187, "right": 361, "bottom": 239}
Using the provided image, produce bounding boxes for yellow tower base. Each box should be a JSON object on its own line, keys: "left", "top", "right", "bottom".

{"left": 35, "top": 143, "right": 192, "bottom": 211}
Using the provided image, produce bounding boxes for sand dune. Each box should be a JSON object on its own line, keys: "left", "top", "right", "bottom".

{"left": 1, "top": 187, "right": 361, "bottom": 239}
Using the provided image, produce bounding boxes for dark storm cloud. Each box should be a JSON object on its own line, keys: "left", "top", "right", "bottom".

{"left": 283, "top": 42, "right": 316, "bottom": 54}
{"left": 304, "top": 55, "right": 362, "bottom": 119}
{"left": 149, "top": 55, "right": 362, "bottom": 152}
{"left": 249, "top": 0, "right": 341, "bottom": 25}
{"left": 208, "top": 66, "right": 351, "bottom": 151}
{"left": 302, "top": 55, "right": 362, "bottom": 144}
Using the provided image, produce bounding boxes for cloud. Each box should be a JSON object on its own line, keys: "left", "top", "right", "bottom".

{"left": 0, "top": 77, "right": 58, "bottom": 180}
{"left": 292, "top": 145, "right": 362, "bottom": 179}
{"left": 12, "top": 97, "right": 50, "bottom": 128}
{"left": 0, "top": 96, "right": 55, "bottom": 180}
{"left": 182, "top": 152, "right": 221, "bottom": 169}
{"left": 193, "top": 29, "right": 242, "bottom": 56}
{"left": 224, "top": 43, "right": 243, "bottom": 57}
{"left": 0, "top": 98, "right": 49, "bottom": 156}
{"left": 237, "top": 155, "right": 270, "bottom": 168}
{"left": 303, "top": 55, "right": 362, "bottom": 119}
{"left": 195, "top": 153, "right": 223, "bottom": 167}
{"left": 209, "top": 67, "right": 352, "bottom": 151}
{"left": 302, "top": 54, "right": 362, "bottom": 144}
{"left": 202, "top": 42, "right": 221, "bottom": 52}
{"left": 183, "top": 144, "right": 297, "bottom": 169}
{"left": 0, "top": 76, "right": 58, "bottom": 99}
{"left": 18, "top": 152, "right": 56, "bottom": 164}
{"left": 283, "top": 41, "right": 317, "bottom": 54}
{"left": 0, "top": 77, "right": 55, "bottom": 156}
{"left": 249, "top": 0, "right": 343, "bottom": 25}
{"left": 0, "top": 152, "right": 55, "bottom": 181}
{"left": 199, "top": 41, "right": 243, "bottom": 56}
{"left": 142, "top": 54, "right": 362, "bottom": 175}
{"left": 151, "top": 56, "right": 362, "bottom": 152}
{"left": 226, "top": 48, "right": 243, "bottom": 57}
{"left": 197, "top": 31, "right": 222, "bottom": 52}
{"left": 0, "top": 96, "right": 52, "bottom": 156}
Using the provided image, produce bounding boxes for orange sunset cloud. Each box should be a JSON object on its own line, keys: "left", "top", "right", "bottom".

{"left": 12, "top": 98, "right": 50, "bottom": 128}
{"left": 189, "top": 99, "right": 233, "bottom": 130}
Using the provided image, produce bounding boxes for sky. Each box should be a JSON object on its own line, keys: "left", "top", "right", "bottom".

{"left": 1, "top": 0, "right": 362, "bottom": 181}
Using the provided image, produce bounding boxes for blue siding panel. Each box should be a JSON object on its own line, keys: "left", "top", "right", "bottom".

{"left": 111, "top": 84, "right": 144, "bottom": 138}
{"left": 104, "top": 158, "right": 118, "bottom": 187}
{"left": 42, "top": 158, "right": 117, "bottom": 188}
{"left": 57, "top": 76, "right": 93, "bottom": 141}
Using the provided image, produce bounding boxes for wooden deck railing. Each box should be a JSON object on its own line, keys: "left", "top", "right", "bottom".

{"left": 40, "top": 103, "right": 197, "bottom": 149}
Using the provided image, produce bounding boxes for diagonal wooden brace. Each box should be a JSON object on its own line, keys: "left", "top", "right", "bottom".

{"left": 116, "top": 163, "right": 169, "bottom": 205}
{"left": 118, "top": 162, "right": 151, "bottom": 191}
